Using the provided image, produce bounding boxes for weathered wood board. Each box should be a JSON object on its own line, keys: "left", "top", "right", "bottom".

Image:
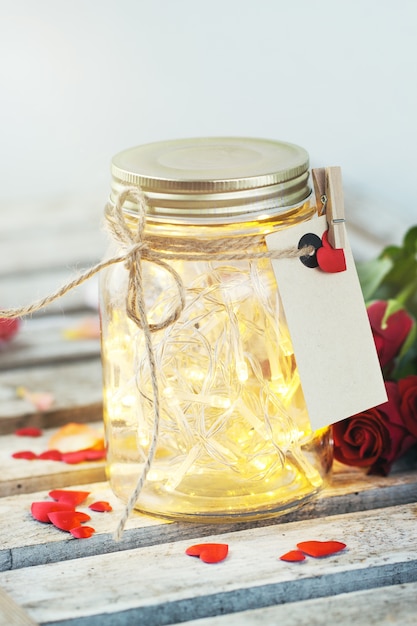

{"left": 0, "top": 195, "right": 416, "bottom": 625}
{"left": 1, "top": 503, "right": 416, "bottom": 626}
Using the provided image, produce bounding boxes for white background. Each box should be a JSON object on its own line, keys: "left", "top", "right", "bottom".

{"left": 1, "top": 0, "right": 416, "bottom": 254}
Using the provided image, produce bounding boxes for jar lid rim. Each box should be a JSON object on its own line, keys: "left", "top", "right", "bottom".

{"left": 112, "top": 137, "right": 309, "bottom": 193}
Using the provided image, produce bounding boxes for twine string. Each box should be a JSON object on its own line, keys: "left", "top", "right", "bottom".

{"left": 0, "top": 186, "right": 315, "bottom": 540}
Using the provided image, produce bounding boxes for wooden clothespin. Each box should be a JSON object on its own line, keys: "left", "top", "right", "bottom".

{"left": 312, "top": 166, "right": 346, "bottom": 249}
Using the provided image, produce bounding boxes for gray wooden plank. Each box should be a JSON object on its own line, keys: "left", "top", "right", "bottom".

{"left": 0, "top": 313, "right": 100, "bottom": 371}
{"left": 0, "top": 587, "right": 39, "bottom": 626}
{"left": 0, "top": 503, "right": 416, "bottom": 626}
{"left": 1, "top": 461, "right": 416, "bottom": 572}
{"left": 175, "top": 581, "right": 417, "bottom": 626}
{"left": 0, "top": 359, "right": 103, "bottom": 434}
{"left": 0, "top": 195, "right": 106, "bottom": 277}
{"left": 0, "top": 423, "right": 106, "bottom": 498}
{"left": 0, "top": 269, "right": 99, "bottom": 314}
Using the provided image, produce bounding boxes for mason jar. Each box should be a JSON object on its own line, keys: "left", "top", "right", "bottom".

{"left": 100, "top": 137, "right": 333, "bottom": 522}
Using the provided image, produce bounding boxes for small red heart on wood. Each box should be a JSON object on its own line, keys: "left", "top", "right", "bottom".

{"left": 38, "top": 449, "right": 62, "bottom": 461}
{"left": 88, "top": 501, "right": 113, "bottom": 512}
{"left": 297, "top": 540, "right": 346, "bottom": 557}
{"left": 12, "top": 450, "right": 37, "bottom": 460}
{"left": 15, "top": 427, "right": 43, "bottom": 437}
{"left": 185, "top": 543, "right": 229, "bottom": 563}
{"left": 31, "top": 501, "right": 75, "bottom": 523}
{"left": 70, "top": 526, "right": 95, "bottom": 539}
{"left": 317, "top": 230, "right": 346, "bottom": 273}
{"left": 48, "top": 510, "right": 91, "bottom": 531}
{"left": 279, "top": 549, "right": 306, "bottom": 562}
{"left": 48, "top": 489, "right": 90, "bottom": 506}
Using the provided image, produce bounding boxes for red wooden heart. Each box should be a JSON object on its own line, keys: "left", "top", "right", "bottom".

{"left": 31, "top": 501, "right": 75, "bottom": 523}
{"left": 279, "top": 549, "right": 306, "bottom": 562}
{"left": 15, "top": 427, "right": 43, "bottom": 437}
{"left": 185, "top": 543, "right": 228, "bottom": 563}
{"left": 48, "top": 489, "right": 90, "bottom": 506}
{"left": 70, "top": 526, "right": 95, "bottom": 539}
{"left": 47, "top": 510, "right": 91, "bottom": 531}
{"left": 297, "top": 540, "right": 346, "bottom": 557}
{"left": 12, "top": 450, "right": 37, "bottom": 460}
{"left": 38, "top": 449, "right": 62, "bottom": 461}
{"left": 88, "top": 501, "right": 113, "bottom": 512}
{"left": 317, "top": 230, "right": 346, "bottom": 273}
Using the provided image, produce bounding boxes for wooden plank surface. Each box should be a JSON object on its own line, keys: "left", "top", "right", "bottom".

{"left": 0, "top": 195, "right": 416, "bottom": 625}
{"left": 178, "top": 582, "right": 417, "bottom": 626}
{"left": 0, "top": 359, "right": 102, "bottom": 434}
{"left": 1, "top": 457, "right": 416, "bottom": 572}
{"left": 1, "top": 503, "right": 416, "bottom": 626}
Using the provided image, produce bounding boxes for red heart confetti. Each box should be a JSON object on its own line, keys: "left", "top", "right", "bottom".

{"left": 0, "top": 317, "right": 20, "bottom": 342}
{"left": 31, "top": 501, "right": 75, "bottom": 523}
{"left": 60, "top": 449, "right": 105, "bottom": 464}
{"left": 15, "top": 427, "right": 43, "bottom": 437}
{"left": 49, "top": 489, "right": 90, "bottom": 506}
{"left": 316, "top": 230, "right": 347, "bottom": 273}
{"left": 296, "top": 540, "right": 347, "bottom": 558}
{"left": 12, "top": 450, "right": 38, "bottom": 460}
{"left": 82, "top": 448, "right": 106, "bottom": 461}
{"left": 185, "top": 543, "right": 229, "bottom": 564}
{"left": 60, "top": 450, "right": 89, "bottom": 464}
{"left": 88, "top": 501, "right": 113, "bottom": 512}
{"left": 279, "top": 549, "right": 306, "bottom": 562}
{"left": 70, "top": 526, "right": 95, "bottom": 539}
{"left": 38, "top": 449, "right": 63, "bottom": 461}
{"left": 47, "top": 510, "right": 91, "bottom": 531}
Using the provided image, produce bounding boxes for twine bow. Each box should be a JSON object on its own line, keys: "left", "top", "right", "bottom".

{"left": 0, "top": 186, "right": 315, "bottom": 540}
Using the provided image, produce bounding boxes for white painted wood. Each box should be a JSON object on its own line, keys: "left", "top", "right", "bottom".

{"left": 177, "top": 582, "right": 417, "bottom": 626}
{"left": 0, "top": 269, "right": 99, "bottom": 313}
{"left": 0, "top": 197, "right": 106, "bottom": 277}
{"left": 0, "top": 503, "right": 416, "bottom": 625}
{"left": 0, "top": 313, "right": 101, "bottom": 371}
{"left": 0, "top": 359, "right": 103, "bottom": 433}
{"left": 1, "top": 462, "right": 416, "bottom": 573}
{"left": 0, "top": 425, "right": 106, "bottom": 497}
{"left": 0, "top": 587, "right": 39, "bottom": 626}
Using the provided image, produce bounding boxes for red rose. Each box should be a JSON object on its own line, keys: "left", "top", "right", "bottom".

{"left": 398, "top": 375, "right": 417, "bottom": 438}
{"left": 333, "top": 381, "right": 417, "bottom": 475}
{"left": 0, "top": 317, "right": 20, "bottom": 342}
{"left": 367, "top": 300, "right": 414, "bottom": 368}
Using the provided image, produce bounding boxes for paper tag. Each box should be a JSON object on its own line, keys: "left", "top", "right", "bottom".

{"left": 266, "top": 215, "right": 387, "bottom": 431}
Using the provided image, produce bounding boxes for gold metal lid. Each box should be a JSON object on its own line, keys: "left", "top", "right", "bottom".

{"left": 111, "top": 137, "right": 310, "bottom": 219}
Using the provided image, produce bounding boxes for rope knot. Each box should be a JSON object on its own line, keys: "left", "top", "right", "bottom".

{"left": 105, "top": 187, "right": 186, "bottom": 333}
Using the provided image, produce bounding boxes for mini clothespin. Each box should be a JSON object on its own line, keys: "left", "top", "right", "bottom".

{"left": 312, "top": 166, "right": 346, "bottom": 249}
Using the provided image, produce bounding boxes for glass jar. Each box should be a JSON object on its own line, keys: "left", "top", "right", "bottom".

{"left": 100, "top": 137, "right": 333, "bottom": 522}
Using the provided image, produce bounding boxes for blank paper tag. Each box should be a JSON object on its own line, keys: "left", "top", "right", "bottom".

{"left": 266, "top": 215, "right": 387, "bottom": 431}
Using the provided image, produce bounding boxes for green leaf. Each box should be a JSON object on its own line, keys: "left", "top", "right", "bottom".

{"left": 403, "top": 225, "right": 417, "bottom": 253}
{"left": 356, "top": 256, "right": 393, "bottom": 301}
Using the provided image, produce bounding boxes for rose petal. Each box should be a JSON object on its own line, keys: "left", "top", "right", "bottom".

{"left": 38, "top": 449, "right": 63, "bottom": 461}
{"left": 70, "top": 526, "right": 95, "bottom": 539}
{"left": 279, "top": 550, "right": 306, "bottom": 562}
{"left": 15, "top": 427, "right": 43, "bottom": 437}
{"left": 47, "top": 510, "right": 91, "bottom": 531}
{"left": 16, "top": 387, "right": 54, "bottom": 412}
{"left": 88, "top": 501, "right": 113, "bottom": 512}
{"left": 12, "top": 450, "right": 38, "bottom": 460}
{"left": 48, "top": 489, "right": 90, "bottom": 506}
{"left": 48, "top": 422, "right": 104, "bottom": 454}
{"left": 297, "top": 540, "right": 346, "bottom": 558}
{"left": 31, "top": 501, "right": 75, "bottom": 523}
{"left": 63, "top": 317, "right": 100, "bottom": 341}
{"left": 185, "top": 543, "right": 228, "bottom": 563}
